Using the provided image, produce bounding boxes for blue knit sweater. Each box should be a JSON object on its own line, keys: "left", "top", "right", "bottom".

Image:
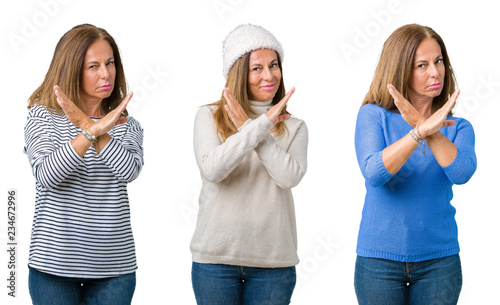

{"left": 354, "top": 104, "right": 477, "bottom": 262}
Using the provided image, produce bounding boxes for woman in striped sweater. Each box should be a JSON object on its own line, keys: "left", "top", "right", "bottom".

{"left": 24, "top": 24, "right": 143, "bottom": 305}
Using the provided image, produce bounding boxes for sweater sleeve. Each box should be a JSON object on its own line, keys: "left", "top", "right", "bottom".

{"left": 193, "top": 106, "right": 273, "bottom": 182}
{"left": 354, "top": 105, "right": 395, "bottom": 187}
{"left": 24, "top": 108, "right": 83, "bottom": 189}
{"left": 98, "top": 117, "right": 144, "bottom": 183}
{"left": 442, "top": 119, "right": 477, "bottom": 184}
{"left": 253, "top": 120, "right": 308, "bottom": 189}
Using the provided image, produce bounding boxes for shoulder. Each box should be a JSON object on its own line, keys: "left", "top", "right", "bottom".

{"left": 447, "top": 115, "right": 475, "bottom": 134}
{"left": 358, "top": 103, "right": 391, "bottom": 116}
{"left": 27, "top": 105, "right": 55, "bottom": 118}
{"left": 356, "top": 104, "right": 393, "bottom": 124}
{"left": 285, "top": 115, "right": 307, "bottom": 131}
{"left": 26, "top": 105, "right": 66, "bottom": 126}
{"left": 196, "top": 105, "right": 217, "bottom": 116}
{"left": 125, "top": 116, "right": 142, "bottom": 128}
{"left": 195, "top": 105, "right": 217, "bottom": 125}
{"left": 449, "top": 115, "right": 473, "bottom": 127}
{"left": 112, "top": 116, "right": 143, "bottom": 136}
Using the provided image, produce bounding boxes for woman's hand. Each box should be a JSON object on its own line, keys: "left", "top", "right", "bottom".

{"left": 419, "top": 90, "right": 458, "bottom": 138}
{"left": 387, "top": 84, "right": 458, "bottom": 138}
{"left": 265, "top": 87, "right": 294, "bottom": 125}
{"left": 223, "top": 86, "right": 293, "bottom": 128}
{"left": 223, "top": 87, "right": 249, "bottom": 128}
{"left": 54, "top": 86, "right": 93, "bottom": 130}
{"left": 54, "top": 85, "right": 132, "bottom": 136}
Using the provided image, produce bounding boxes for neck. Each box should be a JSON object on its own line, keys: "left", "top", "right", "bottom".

{"left": 248, "top": 99, "right": 273, "bottom": 117}
{"left": 82, "top": 98, "right": 104, "bottom": 117}
{"left": 412, "top": 99, "right": 432, "bottom": 118}
{"left": 408, "top": 92, "right": 433, "bottom": 118}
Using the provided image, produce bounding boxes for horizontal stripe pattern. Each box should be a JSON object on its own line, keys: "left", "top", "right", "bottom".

{"left": 24, "top": 106, "right": 144, "bottom": 278}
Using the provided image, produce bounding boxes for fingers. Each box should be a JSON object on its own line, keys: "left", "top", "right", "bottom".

{"left": 223, "top": 88, "right": 249, "bottom": 128}
{"left": 432, "top": 89, "right": 460, "bottom": 119}
{"left": 442, "top": 120, "right": 456, "bottom": 127}
{"left": 276, "top": 87, "right": 295, "bottom": 109}
{"left": 223, "top": 87, "right": 237, "bottom": 108}
{"left": 115, "top": 91, "right": 133, "bottom": 116}
{"left": 105, "top": 92, "right": 133, "bottom": 128}
{"left": 387, "top": 84, "right": 404, "bottom": 104}
{"left": 224, "top": 104, "right": 234, "bottom": 119}
{"left": 115, "top": 117, "right": 129, "bottom": 126}
{"left": 443, "top": 89, "right": 459, "bottom": 112}
{"left": 388, "top": 84, "right": 409, "bottom": 113}
{"left": 277, "top": 114, "right": 291, "bottom": 122}
{"left": 223, "top": 87, "right": 239, "bottom": 115}
{"left": 53, "top": 85, "right": 71, "bottom": 108}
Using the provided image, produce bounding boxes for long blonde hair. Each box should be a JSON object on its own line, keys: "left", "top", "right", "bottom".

{"left": 362, "top": 24, "right": 456, "bottom": 115}
{"left": 209, "top": 51, "right": 289, "bottom": 142}
{"left": 28, "top": 23, "right": 128, "bottom": 116}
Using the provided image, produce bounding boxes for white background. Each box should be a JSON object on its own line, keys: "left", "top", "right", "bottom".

{"left": 1, "top": 0, "right": 498, "bottom": 304}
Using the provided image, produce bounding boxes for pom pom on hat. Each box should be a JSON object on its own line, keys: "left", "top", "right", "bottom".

{"left": 222, "top": 24, "right": 284, "bottom": 78}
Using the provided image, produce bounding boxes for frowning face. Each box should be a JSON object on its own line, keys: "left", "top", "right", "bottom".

{"left": 80, "top": 39, "right": 116, "bottom": 105}
{"left": 408, "top": 37, "right": 445, "bottom": 105}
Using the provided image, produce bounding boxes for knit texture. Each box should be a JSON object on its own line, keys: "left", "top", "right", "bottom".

{"left": 24, "top": 105, "right": 144, "bottom": 278}
{"left": 191, "top": 100, "right": 308, "bottom": 267}
{"left": 354, "top": 104, "right": 476, "bottom": 262}
{"left": 223, "top": 24, "right": 283, "bottom": 78}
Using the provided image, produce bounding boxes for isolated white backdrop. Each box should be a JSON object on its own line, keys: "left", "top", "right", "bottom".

{"left": 1, "top": 0, "right": 498, "bottom": 304}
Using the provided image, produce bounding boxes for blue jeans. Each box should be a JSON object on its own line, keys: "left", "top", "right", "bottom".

{"left": 28, "top": 267, "right": 136, "bottom": 305}
{"left": 354, "top": 254, "right": 462, "bottom": 305}
{"left": 192, "top": 262, "right": 296, "bottom": 305}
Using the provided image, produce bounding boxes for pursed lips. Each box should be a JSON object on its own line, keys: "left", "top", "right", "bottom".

{"left": 260, "top": 84, "right": 275, "bottom": 89}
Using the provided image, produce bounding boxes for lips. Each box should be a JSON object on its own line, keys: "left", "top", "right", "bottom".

{"left": 429, "top": 83, "right": 441, "bottom": 89}
{"left": 261, "top": 84, "right": 275, "bottom": 90}
{"left": 100, "top": 84, "right": 112, "bottom": 90}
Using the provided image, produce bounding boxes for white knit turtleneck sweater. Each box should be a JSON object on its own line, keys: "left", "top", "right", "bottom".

{"left": 190, "top": 100, "right": 308, "bottom": 267}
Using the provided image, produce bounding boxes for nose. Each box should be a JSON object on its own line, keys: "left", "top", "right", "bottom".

{"left": 429, "top": 63, "right": 439, "bottom": 78}
{"left": 262, "top": 66, "right": 273, "bottom": 81}
{"left": 100, "top": 65, "right": 110, "bottom": 79}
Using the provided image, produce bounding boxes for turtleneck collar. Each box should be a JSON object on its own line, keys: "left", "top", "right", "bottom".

{"left": 248, "top": 99, "right": 273, "bottom": 117}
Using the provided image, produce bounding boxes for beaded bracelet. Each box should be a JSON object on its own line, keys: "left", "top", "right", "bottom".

{"left": 409, "top": 129, "right": 423, "bottom": 143}
{"left": 82, "top": 128, "right": 98, "bottom": 156}
{"left": 409, "top": 124, "right": 426, "bottom": 154}
{"left": 82, "top": 129, "right": 96, "bottom": 142}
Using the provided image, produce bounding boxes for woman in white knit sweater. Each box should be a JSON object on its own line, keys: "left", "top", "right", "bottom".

{"left": 191, "top": 24, "right": 308, "bottom": 305}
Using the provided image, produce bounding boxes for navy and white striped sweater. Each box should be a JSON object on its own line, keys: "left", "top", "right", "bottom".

{"left": 24, "top": 105, "right": 144, "bottom": 278}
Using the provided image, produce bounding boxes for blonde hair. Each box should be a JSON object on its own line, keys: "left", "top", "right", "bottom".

{"left": 28, "top": 23, "right": 128, "bottom": 116}
{"left": 209, "top": 51, "right": 289, "bottom": 142}
{"left": 362, "top": 24, "right": 456, "bottom": 115}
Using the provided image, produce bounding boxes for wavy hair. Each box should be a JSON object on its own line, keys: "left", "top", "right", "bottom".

{"left": 28, "top": 23, "right": 128, "bottom": 116}
{"left": 208, "top": 51, "right": 289, "bottom": 142}
{"left": 362, "top": 24, "right": 456, "bottom": 115}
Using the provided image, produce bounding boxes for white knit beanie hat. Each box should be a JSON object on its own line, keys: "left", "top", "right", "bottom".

{"left": 222, "top": 24, "right": 284, "bottom": 78}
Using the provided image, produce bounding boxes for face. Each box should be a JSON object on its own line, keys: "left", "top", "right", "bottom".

{"left": 247, "top": 49, "right": 281, "bottom": 102}
{"left": 80, "top": 39, "right": 116, "bottom": 104}
{"left": 408, "top": 37, "right": 445, "bottom": 103}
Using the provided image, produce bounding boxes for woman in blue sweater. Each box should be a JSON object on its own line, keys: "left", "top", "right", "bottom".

{"left": 354, "top": 24, "right": 476, "bottom": 304}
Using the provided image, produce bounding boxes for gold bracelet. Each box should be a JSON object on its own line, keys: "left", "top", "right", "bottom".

{"left": 414, "top": 123, "right": 424, "bottom": 139}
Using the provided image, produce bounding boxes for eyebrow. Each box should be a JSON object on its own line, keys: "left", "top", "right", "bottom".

{"left": 415, "top": 55, "right": 443, "bottom": 63}
{"left": 250, "top": 59, "right": 278, "bottom": 67}
{"left": 86, "top": 57, "right": 114, "bottom": 65}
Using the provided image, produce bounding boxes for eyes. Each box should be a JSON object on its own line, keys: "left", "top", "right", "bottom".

{"left": 88, "top": 60, "right": 115, "bottom": 70}
{"left": 416, "top": 58, "right": 443, "bottom": 69}
{"left": 251, "top": 62, "right": 279, "bottom": 72}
